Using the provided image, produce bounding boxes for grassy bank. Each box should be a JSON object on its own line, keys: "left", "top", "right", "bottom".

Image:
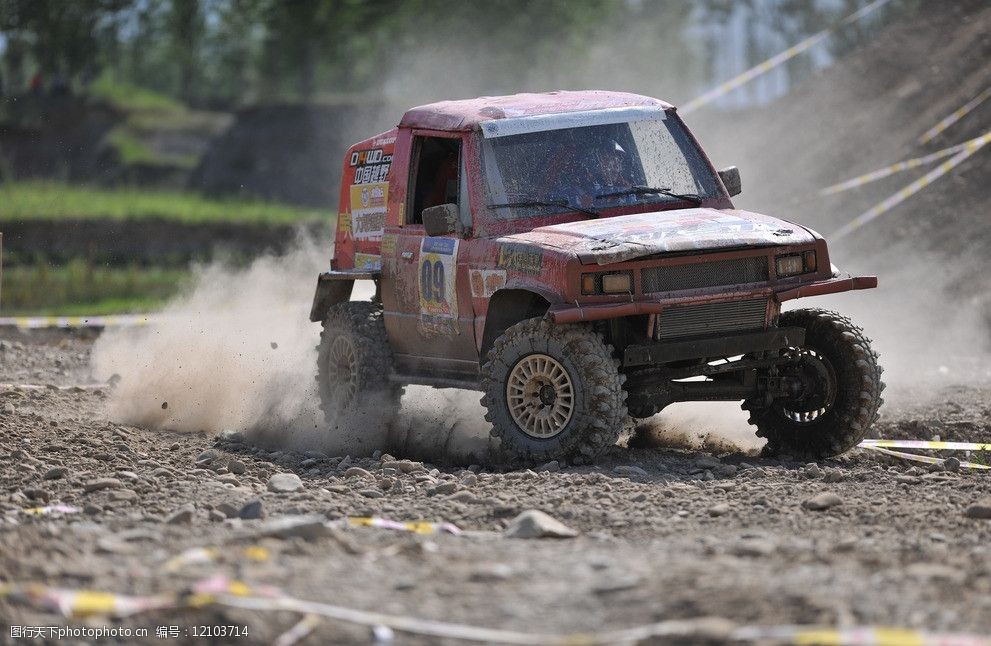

{"left": 1, "top": 260, "right": 187, "bottom": 315}
{"left": 0, "top": 181, "right": 326, "bottom": 225}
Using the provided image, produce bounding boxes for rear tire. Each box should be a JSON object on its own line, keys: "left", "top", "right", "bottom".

{"left": 745, "top": 308, "right": 884, "bottom": 459}
{"left": 480, "top": 318, "right": 628, "bottom": 464}
{"left": 317, "top": 302, "right": 402, "bottom": 437}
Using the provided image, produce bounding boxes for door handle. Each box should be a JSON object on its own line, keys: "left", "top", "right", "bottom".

{"left": 401, "top": 251, "right": 414, "bottom": 262}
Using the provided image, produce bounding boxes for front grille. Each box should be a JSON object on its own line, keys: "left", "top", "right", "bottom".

{"left": 655, "top": 299, "right": 768, "bottom": 340}
{"left": 640, "top": 256, "right": 768, "bottom": 294}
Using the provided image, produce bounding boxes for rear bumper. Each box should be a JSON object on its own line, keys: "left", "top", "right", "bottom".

{"left": 547, "top": 275, "right": 877, "bottom": 324}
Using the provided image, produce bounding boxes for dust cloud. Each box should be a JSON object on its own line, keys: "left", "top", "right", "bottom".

{"left": 89, "top": 233, "right": 490, "bottom": 461}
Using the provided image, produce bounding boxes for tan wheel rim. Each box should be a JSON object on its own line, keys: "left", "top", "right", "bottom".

{"left": 328, "top": 335, "right": 359, "bottom": 408}
{"left": 506, "top": 354, "right": 575, "bottom": 438}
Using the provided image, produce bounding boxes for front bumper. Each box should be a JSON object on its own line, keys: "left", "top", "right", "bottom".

{"left": 623, "top": 327, "right": 806, "bottom": 367}
{"left": 547, "top": 274, "right": 877, "bottom": 324}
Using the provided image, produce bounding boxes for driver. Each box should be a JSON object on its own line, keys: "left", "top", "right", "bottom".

{"left": 589, "top": 139, "right": 634, "bottom": 202}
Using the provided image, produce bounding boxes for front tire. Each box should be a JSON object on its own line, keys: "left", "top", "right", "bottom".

{"left": 317, "top": 302, "right": 402, "bottom": 437}
{"left": 480, "top": 318, "right": 628, "bottom": 464}
{"left": 745, "top": 308, "right": 884, "bottom": 459}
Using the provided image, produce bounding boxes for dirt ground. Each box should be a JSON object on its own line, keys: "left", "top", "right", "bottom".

{"left": 1, "top": 333, "right": 990, "bottom": 645}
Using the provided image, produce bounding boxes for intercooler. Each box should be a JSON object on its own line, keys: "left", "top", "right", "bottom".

{"left": 640, "top": 256, "right": 768, "bottom": 293}
{"left": 654, "top": 299, "right": 769, "bottom": 340}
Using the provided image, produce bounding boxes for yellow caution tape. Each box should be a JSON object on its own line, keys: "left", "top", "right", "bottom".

{"left": 860, "top": 439, "right": 991, "bottom": 451}
{"left": 919, "top": 86, "right": 991, "bottom": 144}
{"left": 681, "top": 0, "right": 892, "bottom": 114}
{"left": 736, "top": 625, "right": 985, "bottom": 646}
{"left": 0, "top": 315, "right": 154, "bottom": 330}
{"left": 860, "top": 444, "right": 991, "bottom": 470}
{"left": 820, "top": 131, "right": 991, "bottom": 195}
{"left": 832, "top": 132, "right": 991, "bottom": 241}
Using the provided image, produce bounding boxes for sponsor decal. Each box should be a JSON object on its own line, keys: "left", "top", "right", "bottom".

{"left": 349, "top": 182, "right": 388, "bottom": 241}
{"left": 496, "top": 244, "right": 543, "bottom": 275}
{"left": 418, "top": 237, "right": 459, "bottom": 336}
{"left": 338, "top": 212, "right": 352, "bottom": 235}
{"left": 354, "top": 253, "right": 381, "bottom": 271}
{"left": 349, "top": 148, "right": 393, "bottom": 185}
{"left": 380, "top": 233, "right": 398, "bottom": 257}
{"left": 469, "top": 269, "right": 507, "bottom": 298}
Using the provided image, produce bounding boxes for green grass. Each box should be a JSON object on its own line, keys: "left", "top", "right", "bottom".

{"left": 88, "top": 73, "right": 185, "bottom": 114}
{"left": 1, "top": 260, "right": 187, "bottom": 315}
{"left": 105, "top": 128, "right": 199, "bottom": 170}
{"left": 0, "top": 181, "right": 326, "bottom": 225}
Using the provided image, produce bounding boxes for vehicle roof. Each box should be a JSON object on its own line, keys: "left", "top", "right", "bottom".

{"left": 399, "top": 90, "right": 673, "bottom": 132}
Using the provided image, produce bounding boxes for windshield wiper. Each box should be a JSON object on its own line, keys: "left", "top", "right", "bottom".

{"left": 487, "top": 199, "right": 600, "bottom": 218}
{"left": 596, "top": 186, "right": 704, "bottom": 205}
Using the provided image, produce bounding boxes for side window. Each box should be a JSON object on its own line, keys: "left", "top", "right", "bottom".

{"left": 407, "top": 136, "right": 462, "bottom": 225}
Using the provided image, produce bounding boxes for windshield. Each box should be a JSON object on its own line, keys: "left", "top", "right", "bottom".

{"left": 480, "top": 112, "right": 720, "bottom": 220}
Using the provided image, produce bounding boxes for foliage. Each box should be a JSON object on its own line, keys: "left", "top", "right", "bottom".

{"left": 0, "top": 181, "right": 325, "bottom": 224}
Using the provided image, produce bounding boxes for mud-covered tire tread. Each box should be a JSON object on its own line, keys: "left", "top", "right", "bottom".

{"left": 744, "top": 308, "right": 884, "bottom": 459}
{"left": 316, "top": 301, "right": 403, "bottom": 423}
{"left": 480, "top": 318, "right": 628, "bottom": 464}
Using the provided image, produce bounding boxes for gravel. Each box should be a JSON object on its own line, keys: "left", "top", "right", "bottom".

{"left": 1, "top": 335, "right": 990, "bottom": 643}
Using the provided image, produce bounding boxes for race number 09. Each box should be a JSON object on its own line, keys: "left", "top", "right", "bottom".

{"left": 421, "top": 259, "right": 446, "bottom": 303}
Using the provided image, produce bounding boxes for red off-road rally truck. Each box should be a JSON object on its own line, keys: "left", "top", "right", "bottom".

{"left": 310, "top": 91, "right": 884, "bottom": 463}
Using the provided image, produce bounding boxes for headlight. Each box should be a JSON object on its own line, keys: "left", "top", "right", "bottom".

{"left": 775, "top": 254, "right": 804, "bottom": 277}
{"left": 581, "top": 271, "right": 633, "bottom": 295}
{"left": 776, "top": 251, "right": 817, "bottom": 277}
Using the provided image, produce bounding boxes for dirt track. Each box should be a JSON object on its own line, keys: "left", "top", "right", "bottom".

{"left": 2, "top": 334, "right": 991, "bottom": 645}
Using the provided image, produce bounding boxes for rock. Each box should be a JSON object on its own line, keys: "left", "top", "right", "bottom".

{"left": 822, "top": 468, "right": 845, "bottom": 483}
{"left": 804, "top": 463, "right": 823, "bottom": 478}
{"left": 537, "top": 460, "right": 560, "bottom": 473}
{"left": 165, "top": 505, "right": 195, "bottom": 524}
{"left": 803, "top": 492, "right": 843, "bottom": 511}
{"left": 238, "top": 499, "right": 265, "bottom": 520}
{"left": 116, "top": 471, "right": 139, "bottom": 481}
{"left": 83, "top": 504, "right": 101, "bottom": 515}
{"left": 630, "top": 492, "right": 647, "bottom": 503}
{"left": 344, "top": 467, "right": 372, "bottom": 479}
{"left": 430, "top": 482, "right": 458, "bottom": 496}
{"left": 468, "top": 563, "right": 513, "bottom": 582}
{"left": 612, "top": 465, "right": 648, "bottom": 477}
{"left": 196, "top": 449, "right": 220, "bottom": 464}
{"left": 43, "top": 467, "right": 68, "bottom": 480}
{"left": 109, "top": 489, "right": 138, "bottom": 502}
{"left": 708, "top": 502, "right": 731, "bottom": 517}
{"left": 964, "top": 497, "right": 991, "bottom": 519}
{"left": 504, "top": 510, "right": 578, "bottom": 539}
{"left": 714, "top": 464, "right": 738, "bottom": 478}
{"left": 943, "top": 457, "right": 961, "bottom": 472}
{"left": 267, "top": 473, "right": 304, "bottom": 493}
{"left": 22, "top": 488, "right": 51, "bottom": 502}
{"left": 216, "top": 474, "right": 240, "bottom": 485}
{"left": 461, "top": 473, "right": 478, "bottom": 487}
{"left": 228, "top": 459, "right": 246, "bottom": 475}
{"left": 251, "top": 514, "right": 332, "bottom": 540}
{"left": 383, "top": 460, "right": 421, "bottom": 473}
{"left": 359, "top": 489, "right": 384, "bottom": 499}
{"left": 208, "top": 510, "right": 226, "bottom": 522}
{"left": 730, "top": 537, "right": 776, "bottom": 557}
{"left": 216, "top": 502, "right": 239, "bottom": 518}
{"left": 3, "top": 403, "right": 14, "bottom": 415}
{"left": 83, "top": 478, "right": 122, "bottom": 493}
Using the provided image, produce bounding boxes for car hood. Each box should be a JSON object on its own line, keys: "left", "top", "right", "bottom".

{"left": 501, "top": 208, "right": 816, "bottom": 264}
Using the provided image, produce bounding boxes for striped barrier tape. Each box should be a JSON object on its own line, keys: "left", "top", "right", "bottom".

{"left": 681, "top": 0, "right": 891, "bottom": 114}
{"left": 831, "top": 132, "right": 991, "bottom": 241}
{"left": 2, "top": 576, "right": 989, "bottom": 645}
{"left": 859, "top": 444, "right": 991, "bottom": 471}
{"left": 0, "top": 314, "right": 153, "bottom": 330}
{"left": 919, "top": 86, "right": 991, "bottom": 144}
{"left": 860, "top": 439, "right": 991, "bottom": 452}
{"left": 820, "top": 131, "right": 991, "bottom": 195}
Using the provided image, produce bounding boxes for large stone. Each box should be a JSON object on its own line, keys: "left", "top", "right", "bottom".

{"left": 803, "top": 492, "right": 843, "bottom": 511}
{"left": 238, "top": 499, "right": 265, "bottom": 520}
{"left": 165, "top": 505, "right": 195, "bottom": 524}
{"left": 83, "top": 478, "right": 123, "bottom": 493}
{"left": 251, "top": 514, "right": 332, "bottom": 540}
{"left": 613, "top": 465, "right": 648, "bottom": 478}
{"left": 504, "top": 510, "right": 578, "bottom": 539}
{"left": 267, "top": 473, "right": 304, "bottom": 493}
{"left": 964, "top": 497, "right": 991, "bottom": 519}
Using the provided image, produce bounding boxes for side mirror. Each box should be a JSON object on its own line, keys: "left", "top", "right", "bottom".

{"left": 718, "top": 166, "right": 742, "bottom": 197}
{"left": 422, "top": 203, "right": 461, "bottom": 237}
